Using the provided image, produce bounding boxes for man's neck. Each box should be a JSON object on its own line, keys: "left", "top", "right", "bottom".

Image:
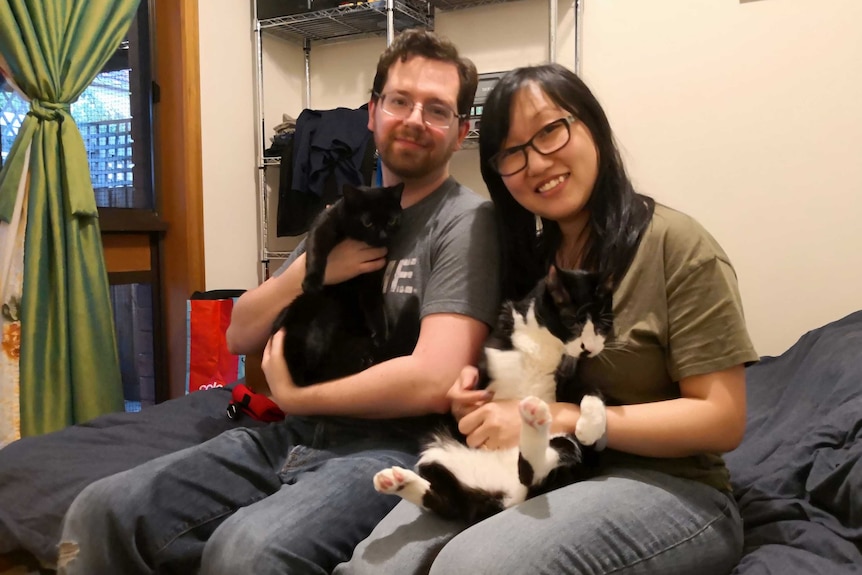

{"left": 383, "top": 168, "right": 450, "bottom": 209}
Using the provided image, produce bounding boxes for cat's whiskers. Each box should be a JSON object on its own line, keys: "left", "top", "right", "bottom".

{"left": 594, "top": 342, "right": 634, "bottom": 367}
{"left": 601, "top": 341, "right": 628, "bottom": 351}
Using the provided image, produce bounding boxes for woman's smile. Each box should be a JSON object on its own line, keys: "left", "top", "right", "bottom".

{"left": 536, "top": 173, "right": 569, "bottom": 195}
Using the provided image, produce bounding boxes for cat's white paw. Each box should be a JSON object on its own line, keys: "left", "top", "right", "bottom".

{"left": 519, "top": 396, "right": 551, "bottom": 431}
{"left": 373, "top": 466, "right": 413, "bottom": 494}
{"left": 575, "top": 395, "right": 607, "bottom": 447}
{"left": 373, "top": 466, "right": 431, "bottom": 508}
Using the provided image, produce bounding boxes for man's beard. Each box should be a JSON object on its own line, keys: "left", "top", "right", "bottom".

{"left": 380, "top": 131, "right": 456, "bottom": 180}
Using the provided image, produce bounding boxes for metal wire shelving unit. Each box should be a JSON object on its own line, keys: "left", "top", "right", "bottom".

{"left": 251, "top": 0, "right": 566, "bottom": 277}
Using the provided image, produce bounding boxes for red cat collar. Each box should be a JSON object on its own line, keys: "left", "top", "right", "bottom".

{"left": 226, "top": 384, "right": 285, "bottom": 422}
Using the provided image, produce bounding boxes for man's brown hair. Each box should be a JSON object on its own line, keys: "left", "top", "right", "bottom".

{"left": 371, "top": 28, "right": 478, "bottom": 120}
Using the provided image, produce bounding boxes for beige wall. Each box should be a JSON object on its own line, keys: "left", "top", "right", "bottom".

{"left": 579, "top": 0, "right": 862, "bottom": 355}
{"left": 198, "top": 0, "right": 258, "bottom": 290}
{"left": 198, "top": 0, "right": 862, "bottom": 356}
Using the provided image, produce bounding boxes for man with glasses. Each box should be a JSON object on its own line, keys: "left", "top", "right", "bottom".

{"left": 58, "top": 29, "right": 501, "bottom": 575}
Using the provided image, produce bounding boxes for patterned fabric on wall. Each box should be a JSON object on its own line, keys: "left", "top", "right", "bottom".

{"left": 0, "top": 145, "right": 27, "bottom": 447}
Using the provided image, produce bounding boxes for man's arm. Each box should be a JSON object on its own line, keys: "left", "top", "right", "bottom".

{"left": 226, "top": 255, "right": 306, "bottom": 356}
{"left": 226, "top": 240, "right": 389, "bottom": 356}
{"left": 263, "top": 312, "right": 489, "bottom": 418}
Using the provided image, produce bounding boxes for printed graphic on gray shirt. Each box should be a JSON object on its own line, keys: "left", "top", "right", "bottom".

{"left": 383, "top": 258, "right": 417, "bottom": 294}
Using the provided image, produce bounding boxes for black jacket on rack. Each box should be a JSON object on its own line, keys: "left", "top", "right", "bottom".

{"left": 276, "top": 105, "right": 377, "bottom": 237}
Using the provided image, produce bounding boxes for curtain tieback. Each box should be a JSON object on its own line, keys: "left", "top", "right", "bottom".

{"left": 28, "top": 100, "right": 70, "bottom": 122}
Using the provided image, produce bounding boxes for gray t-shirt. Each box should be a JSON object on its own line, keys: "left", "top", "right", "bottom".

{"left": 277, "top": 176, "right": 500, "bottom": 367}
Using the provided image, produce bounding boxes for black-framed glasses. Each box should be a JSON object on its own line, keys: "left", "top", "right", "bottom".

{"left": 375, "top": 92, "right": 466, "bottom": 129}
{"left": 489, "top": 115, "right": 577, "bottom": 176}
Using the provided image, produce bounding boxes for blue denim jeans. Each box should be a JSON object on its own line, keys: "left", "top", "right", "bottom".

{"left": 336, "top": 467, "right": 743, "bottom": 575}
{"left": 58, "top": 416, "right": 417, "bottom": 575}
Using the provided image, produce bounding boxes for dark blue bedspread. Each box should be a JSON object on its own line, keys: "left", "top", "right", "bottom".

{"left": 2, "top": 314, "right": 862, "bottom": 572}
{"left": 726, "top": 311, "right": 862, "bottom": 574}
{"left": 0, "top": 383, "right": 267, "bottom": 565}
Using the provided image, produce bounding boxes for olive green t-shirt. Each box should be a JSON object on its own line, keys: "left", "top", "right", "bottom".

{"left": 576, "top": 203, "right": 759, "bottom": 492}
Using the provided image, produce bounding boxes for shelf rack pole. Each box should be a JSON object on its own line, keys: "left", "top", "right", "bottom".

{"left": 303, "top": 38, "right": 312, "bottom": 108}
{"left": 386, "top": 0, "right": 395, "bottom": 46}
{"left": 549, "top": 0, "right": 557, "bottom": 63}
{"left": 574, "top": 0, "right": 583, "bottom": 75}
{"left": 252, "top": 1, "right": 269, "bottom": 281}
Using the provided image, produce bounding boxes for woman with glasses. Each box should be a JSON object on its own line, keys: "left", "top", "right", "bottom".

{"left": 340, "top": 63, "right": 758, "bottom": 575}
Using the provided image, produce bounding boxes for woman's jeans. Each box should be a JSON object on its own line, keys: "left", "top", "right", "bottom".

{"left": 58, "top": 416, "right": 417, "bottom": 575}
{"left": 336, "top": 467, "right": 744, "bottom": 575}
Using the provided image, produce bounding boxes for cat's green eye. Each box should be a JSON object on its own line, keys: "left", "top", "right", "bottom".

{"left": 389, "top": 215, "right": 400, "bottom": 226}
{"left": 360, "top": 215, "right": 373, "bottom": 228}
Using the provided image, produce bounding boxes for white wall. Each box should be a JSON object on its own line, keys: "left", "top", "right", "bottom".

{"left": 578, "top": 0, "right": 862, "bottom": 355}
{"left": 198, "top": 0, "right": 259, "bottom": 290}
{"left": 198, "top": 0, "right": 862, "bottom": 356}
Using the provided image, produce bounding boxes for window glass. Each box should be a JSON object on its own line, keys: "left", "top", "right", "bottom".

{"left": 0, "top": 36, "right": 151, "bottom": 209}
{"left": 111, "top": 283, "right": 156, "bottom": 410}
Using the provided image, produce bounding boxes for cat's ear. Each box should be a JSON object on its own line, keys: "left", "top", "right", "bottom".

{"left": 341, "top": 184, "right": 361, "bottom": 204}
{"left": 594, "top": 274, "right": 614, "bottom": 298}
{"left": 547, "top": 264, "right": 571, "bottom": 307}
{"left": 388, "top": 182, "right": 405, "bottom": 201}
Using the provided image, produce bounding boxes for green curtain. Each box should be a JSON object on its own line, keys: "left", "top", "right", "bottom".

{"left": 0, "top": 0, "right": 141, "bottom": 435}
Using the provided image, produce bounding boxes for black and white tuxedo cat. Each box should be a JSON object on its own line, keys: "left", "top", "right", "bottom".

{"left": 271, "top": 182, "right": 404, "bottom": 387}
{"left": 374, "top": 265, "right": 613, "bottom": 523}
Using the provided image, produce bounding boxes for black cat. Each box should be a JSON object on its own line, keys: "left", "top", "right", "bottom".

{"left": 373, "top": 265, "right": 613, "bottom": 523}
{"left": 272, "top": 182, "right": 404, "bottom": 387}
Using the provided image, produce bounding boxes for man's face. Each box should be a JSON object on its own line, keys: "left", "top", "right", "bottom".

{"left": 368, "top": 56, "right": 468, "bottom": 181}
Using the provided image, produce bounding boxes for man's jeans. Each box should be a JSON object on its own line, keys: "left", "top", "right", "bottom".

{"left": 58, "top": 416, "right": 417, "bottom": 575}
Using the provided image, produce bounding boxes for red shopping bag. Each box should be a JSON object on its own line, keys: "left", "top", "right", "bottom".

{"left": 185, "top": 290, "right": 246, "bottom": 393}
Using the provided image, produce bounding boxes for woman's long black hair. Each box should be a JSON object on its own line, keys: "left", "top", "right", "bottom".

{"left": 479, "top": 63, "right": 655, "bottom": 301}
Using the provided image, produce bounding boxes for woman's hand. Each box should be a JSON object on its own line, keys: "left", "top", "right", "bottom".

{"left": 458, "top": 399, "right": 522, "bottom": 450}
{"left": 447, "top": 366, "right": 493, "bottom": 422}
{"left": 262, "top": 329, "right": 299, "bottom": 412}
{"left": 323, "top": 239, "right": 388, "bottom": 285}
{"left": 447, "top": 367, "right": 522, "bottom": 448}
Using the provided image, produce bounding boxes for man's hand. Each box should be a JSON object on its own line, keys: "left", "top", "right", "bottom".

{"left": 262, "top": 329, "right": 300, "bottom": 412}
{"left": 447, "top": 366, "right": 493, "bottom": 422}
{"left": 322, "top": 239, "right": 388, "bottom": 285}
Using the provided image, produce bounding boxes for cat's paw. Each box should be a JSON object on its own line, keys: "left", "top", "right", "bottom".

{"left": 373, "top": 466, "right": 413, "bottom": 494}
{"left": 575, "top": 395, "right": 607, "bottom": 448}
{"left": 301, "top": 276, "right": 323, "bottom": 294}
{"left": 519, "top": 396, "right": 551, "bottom": 431}
{"left": 373, "top": 466, "right": 430, "bottom": 508}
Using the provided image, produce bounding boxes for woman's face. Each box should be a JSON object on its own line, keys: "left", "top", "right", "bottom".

{"left": 500, "top": 82, "right": 599, "bottom": 230}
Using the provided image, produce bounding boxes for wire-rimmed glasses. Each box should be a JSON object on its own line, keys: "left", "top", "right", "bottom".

{"left": 375, "top": 92, "right": 465, "bottom": 130}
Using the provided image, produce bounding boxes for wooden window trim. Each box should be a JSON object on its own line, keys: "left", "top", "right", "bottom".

{"left": 99, "top": 207, "right": 168, "bottom": 233}
{"left": 152, "top": 0, "right": 205, "bottom": 399}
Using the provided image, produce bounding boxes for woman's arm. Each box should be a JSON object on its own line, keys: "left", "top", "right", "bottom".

{"left": 263, "top": 312, "right": 490, "bottom": 418}
{"left": 598, "top": 365, "right": 747, "bottom": 456}
{"left": 455, "top": 365, "right": 747, "bottom": 455}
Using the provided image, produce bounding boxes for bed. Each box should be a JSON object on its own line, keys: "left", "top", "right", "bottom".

{"left": 2, "top": 311, "right": 861, "bottom": 574}
{"left": 725, "top": 310, "right": 862, "bottom": 574}
{"left": 0, "top": 384, "right": 269, "bottom": 573}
